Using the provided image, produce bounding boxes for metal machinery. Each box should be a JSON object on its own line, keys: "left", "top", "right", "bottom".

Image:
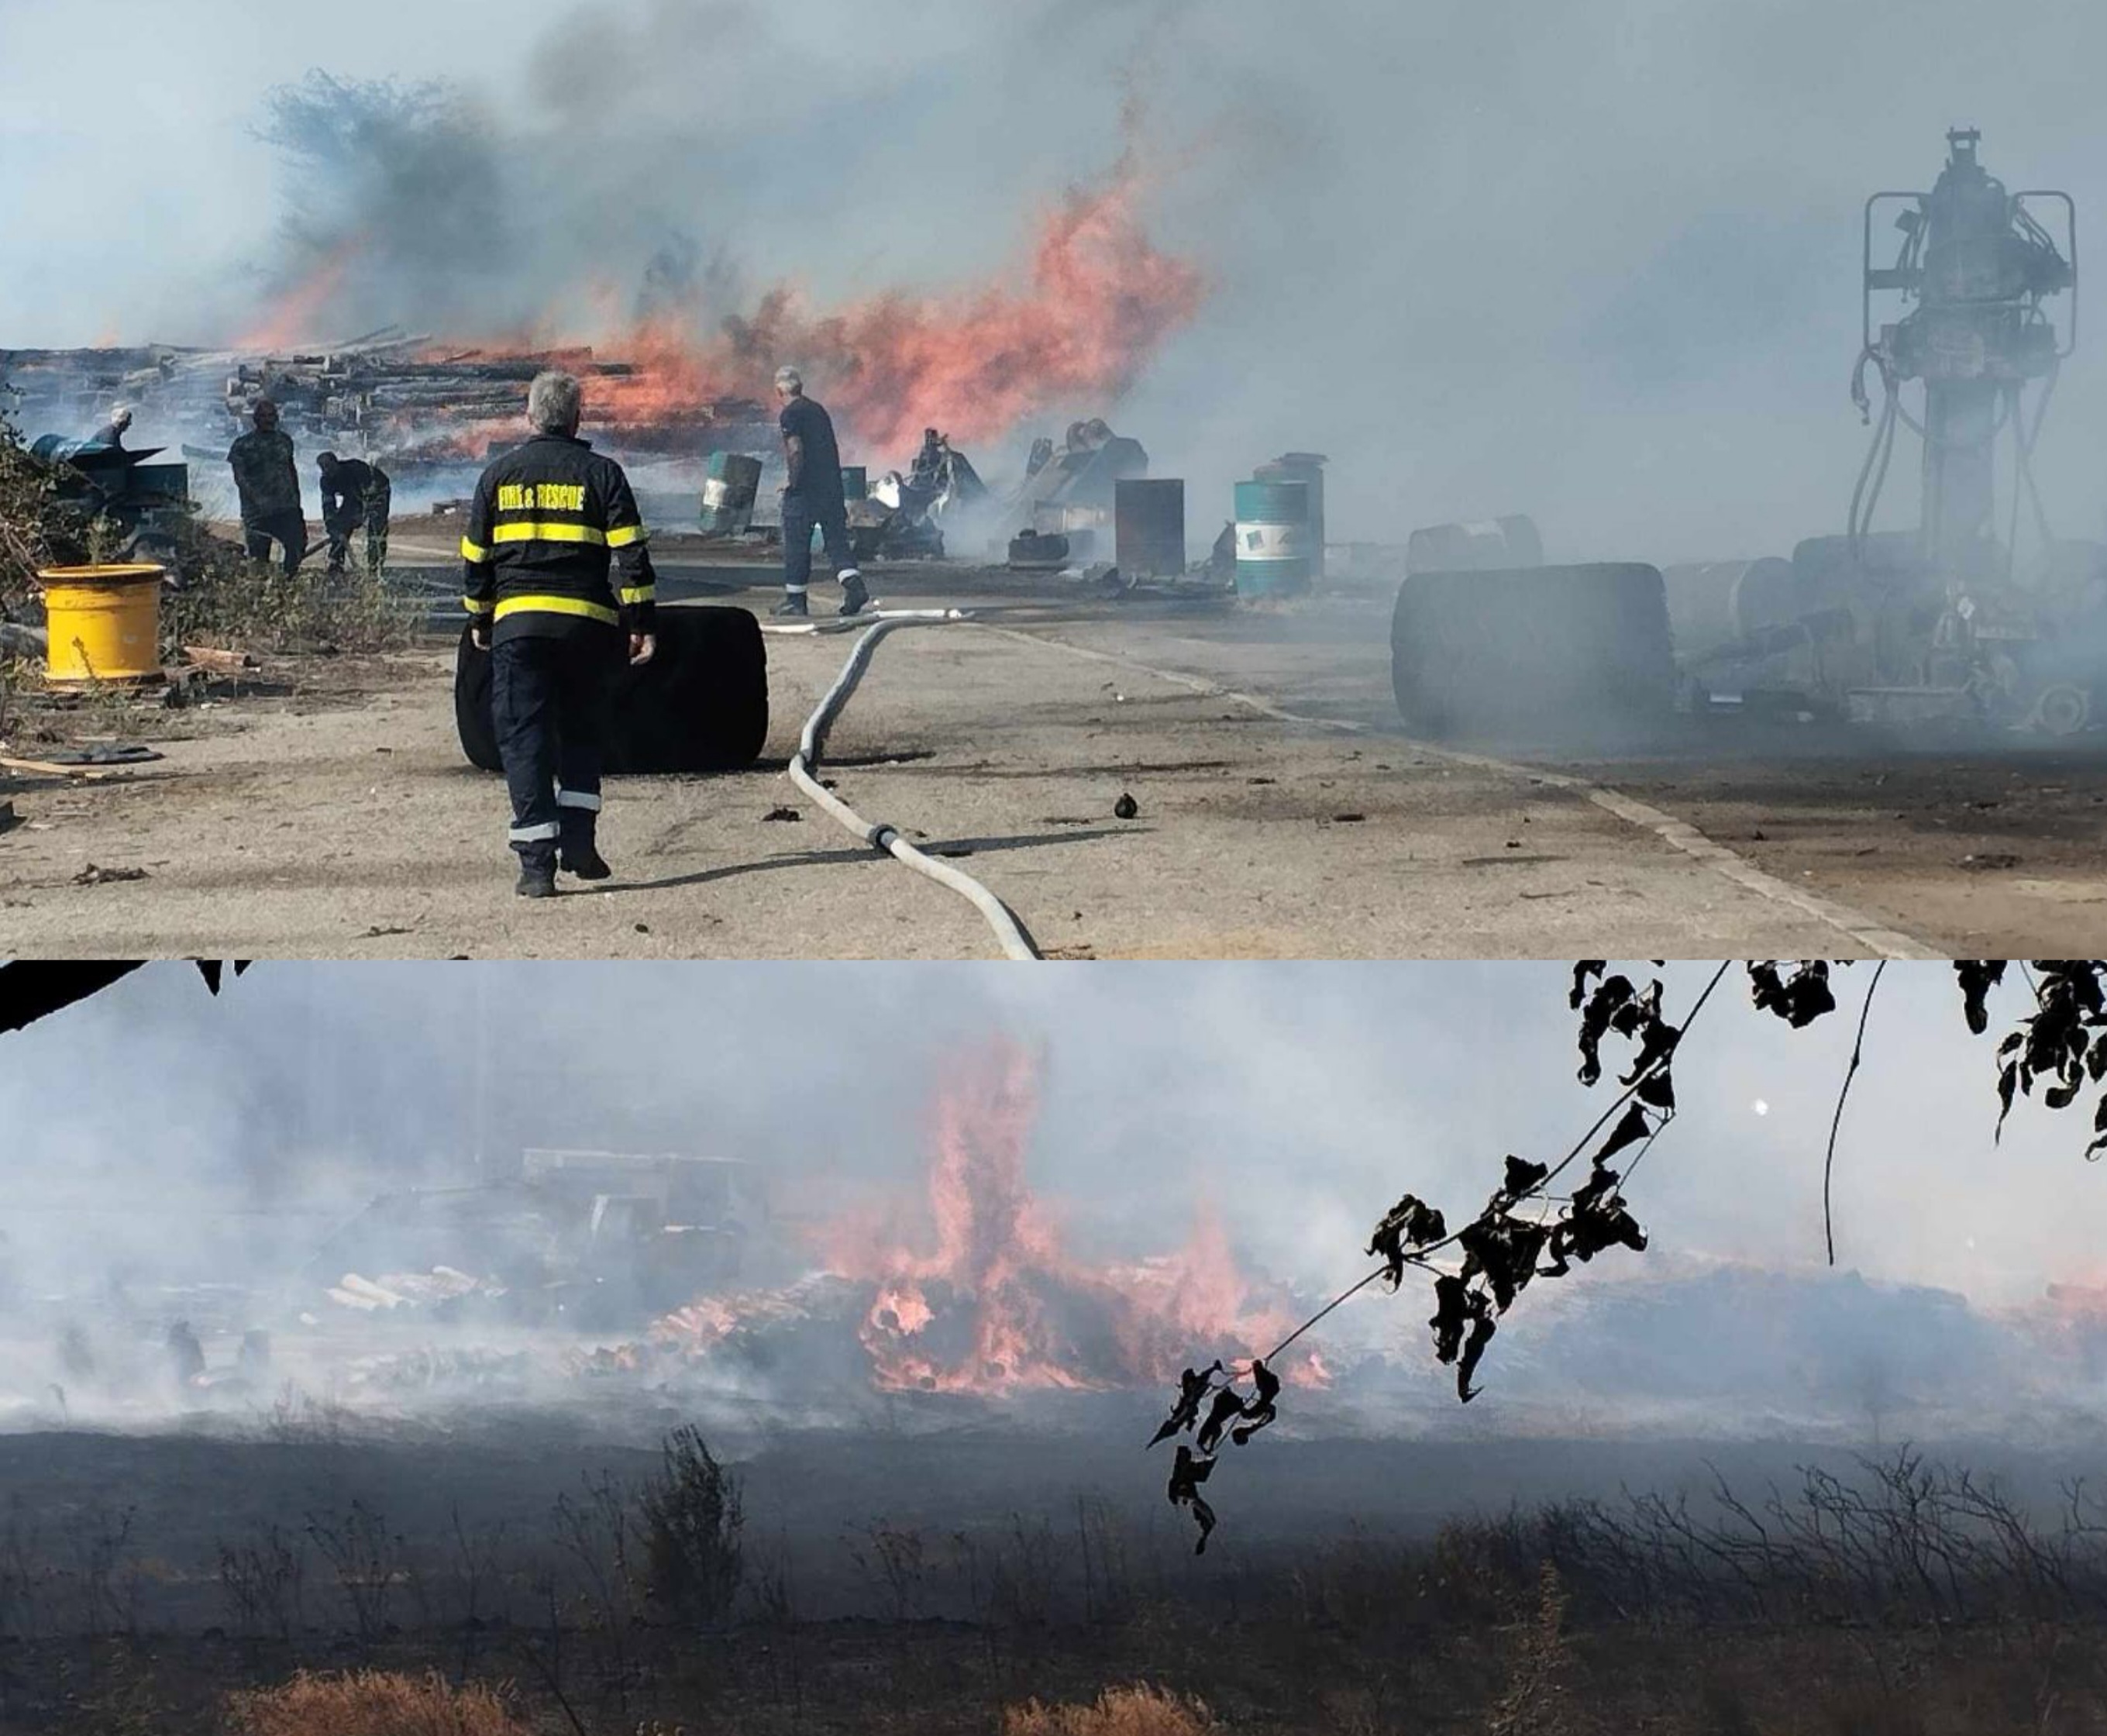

{"left": 26, "top": 434, "right": 191, "bottom": 567}
{"left": 1393, "top": 129, "right": 2105, "bottom": 740}
{"left": 1830, "top": 127, "right": 2085, "bottom": 726}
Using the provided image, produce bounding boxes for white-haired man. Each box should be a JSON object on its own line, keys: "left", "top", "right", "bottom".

{"left": 91, "top": 406, "right": 133, "bottom": 450}
{"left": 462, "top": 370, "right": 657, "bottom": 899}
{"left": 773, "top": 366, "right": 868, "bottom": 618}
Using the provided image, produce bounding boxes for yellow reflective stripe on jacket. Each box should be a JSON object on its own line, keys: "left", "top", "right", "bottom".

{"left": 606, "top": 522, "right": 649, "bottom": 549}
{"left": 618, "top": 584, "right": 656, "bottom": 605}
{"left": 493, "top": 594, "right": 620, "bottom": 626}
{"left": 460, "top": 536, "right": 491, "bottom": 561}
{"left": 491, "top": 521, "right": 608, "bottom": 546}
{"left": 462, "top": 594, "right": 494, "bottom": 615}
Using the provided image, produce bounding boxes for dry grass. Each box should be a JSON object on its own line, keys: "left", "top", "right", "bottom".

{"left": 225, "top": 1669, "right": 529, "bottom": 1736}
{"left": 1003, "top": 1683, "right": 1220, "bottom": 1736}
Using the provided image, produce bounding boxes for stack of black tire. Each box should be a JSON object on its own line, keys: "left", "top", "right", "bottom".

{"left": 455, "top": 606, "right": 770, "bottom": 774}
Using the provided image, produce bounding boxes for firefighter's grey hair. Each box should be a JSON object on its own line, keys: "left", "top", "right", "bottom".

{"left": 528, "top": 370, "right": 584, "bottom": 434}
{"left": 773, "top": 366, "right": 804, "bottom": 395}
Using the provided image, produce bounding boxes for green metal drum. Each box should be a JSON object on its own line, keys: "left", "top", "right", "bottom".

{"left": 1233, "top": 479, "right": 1312, "bottom": 595}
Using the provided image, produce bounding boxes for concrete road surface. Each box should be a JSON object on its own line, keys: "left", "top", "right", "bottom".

{"left": 4, "top": 563, "right": 2103, "bottom": 959}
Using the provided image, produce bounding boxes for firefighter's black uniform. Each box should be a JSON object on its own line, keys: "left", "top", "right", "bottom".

{"left": 461, "top": 432, "right": 656, "bottom": 890}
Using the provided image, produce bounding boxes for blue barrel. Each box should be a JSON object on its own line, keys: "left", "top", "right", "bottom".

{"left": 840, "top": 465, "right": 868, "bottom": 502}
{"left": 1233, "top": 479, "right": 1312, "bottom": 595}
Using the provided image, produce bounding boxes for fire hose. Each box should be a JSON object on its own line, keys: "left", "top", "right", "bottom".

{"left": 767, "top": 610, "right": 1043, "bottom": 961}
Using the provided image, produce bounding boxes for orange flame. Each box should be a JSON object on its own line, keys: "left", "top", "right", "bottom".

{"left": 230, "top": 157, "right": 1201, "bottom": 467}
{"left": 807, "top": 1038, "right": 1318, "bottom": 1395}
{"left": 701, "top": 161, "right": 1206, "bottom": 456}
{"left": 235, "top": 239, "right": 364, "bottom": 352}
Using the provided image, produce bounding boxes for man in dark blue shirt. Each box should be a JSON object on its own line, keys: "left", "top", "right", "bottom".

{"left": 773, "top": 366, "right": 869, "bottom": 618}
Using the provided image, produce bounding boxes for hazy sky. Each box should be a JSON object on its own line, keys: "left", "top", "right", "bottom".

{"left": 2, "top": 960, "right": 2097, "bottom": 1316}
{"left": 3, "top": 0, "right": 2102, "bottom": 556}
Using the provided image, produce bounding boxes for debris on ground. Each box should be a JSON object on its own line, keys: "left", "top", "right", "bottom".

{"left": 37, "top": 743, "right": 161, "bottom": 767}
{"left": 1114, "top": 791, "right": 1139, "bottom": 819}
{"left": 71, "top": 862, "right": 149, "bottom": 884}
{"left": 182, "top": 644, "right": 261, "bottom": 674}
{"left": 763, "top": 805, "right": 802, "bottom": 822}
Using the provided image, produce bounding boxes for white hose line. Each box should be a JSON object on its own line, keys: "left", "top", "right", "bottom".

{"left": 775, "top": 610, "right": 1042, "bottom": 961}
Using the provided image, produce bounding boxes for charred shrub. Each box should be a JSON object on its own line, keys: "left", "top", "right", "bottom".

{"left": 635, "top": 1424, "right": 744, "bottom": 1627}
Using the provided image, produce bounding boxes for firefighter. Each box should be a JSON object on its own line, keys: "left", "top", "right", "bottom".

{"left": 317, "top": 451, "right": 393, "bottom": 576}
{"left": 463, "top": 370, "right": 657, "bottom": 898}
{"left": 227, "top": 399, "right": 307, "bottom": 576}
{"left": 772, "top": 366, "right": 869, "bottom": 618}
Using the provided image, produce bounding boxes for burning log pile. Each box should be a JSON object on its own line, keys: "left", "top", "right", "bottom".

{"left": 611, "top": 1040, "right": 1328, "bottom": 1406}
{"left": 1, "top": 331, "right": 779, "bottom": 480}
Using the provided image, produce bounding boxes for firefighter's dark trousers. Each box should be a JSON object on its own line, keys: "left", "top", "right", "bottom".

{"left": 780, "top": 492, "right": 858, "bottom": 597}
{"left": 491, "top": 629, "right": 618, "bottom": 870}
{"left": 243, "top": 509, "right": 308, "bottom": 577}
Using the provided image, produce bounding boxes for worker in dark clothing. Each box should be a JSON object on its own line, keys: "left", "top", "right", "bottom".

{"left": 318, "top": 452, "right": 393, "bottom": 576}
{"left": 773, "top": 366, "right": 868, "bottom": 618}
{"left": 463, "top": 370, "right": 657, "bottom": 899}
{"left": 911, "top": 427, "right": 943, "bottom": 488}
{"left": 166, "top": 1319, "right": 205, "bottom": 1386}
{"left": 91, "top": 406, "right": 133, "bottom": 449}
{"left": 228, "top": 399, "right": 307, "bottom": 575}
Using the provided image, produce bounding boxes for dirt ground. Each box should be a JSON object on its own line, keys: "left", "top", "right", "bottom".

{"left": 5, "top": 554, "right": 2105, "bottom": 959}
{"left": 3, "top": 1423, "right": 2105, "bottom": 1735}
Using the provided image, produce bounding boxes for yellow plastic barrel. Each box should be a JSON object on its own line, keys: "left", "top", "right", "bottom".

{"left": 35, "top": 564, "right": 165, "bottom": 682}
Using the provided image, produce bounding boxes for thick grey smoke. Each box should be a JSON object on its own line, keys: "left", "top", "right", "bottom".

{"left": 4, "top": 0, "right": 2103, "bottom": 554}
{"left": 2, "top": 960, "right": 2099, "bottom": 1303}
{"left": 3, "top": 962, "right": 2105, "bottom": 1438}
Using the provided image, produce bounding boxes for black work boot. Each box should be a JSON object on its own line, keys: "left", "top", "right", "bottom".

{"left": 559, "top": 838, "right": 612, "bottom": 880}
{"left": 515, "top": 851, "right": 558, "bottom": 898}
{"left": 839, "top": 572, "right": 872, "bottom": 617}
{"left": 772, "top": 591, "right": 810, "bottom": 618}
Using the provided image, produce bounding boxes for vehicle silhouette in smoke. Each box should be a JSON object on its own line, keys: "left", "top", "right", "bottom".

{"left": 1391, "top": 128, "right": 2105, "bottom": 743}
{"left": 303, "top": 1148, "right": 772, "bottom": 1331}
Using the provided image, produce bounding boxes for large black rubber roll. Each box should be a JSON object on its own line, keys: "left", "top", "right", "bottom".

{"left": 454, "top": 605, "right": 770, "bottom": 774}
{"left": 1391, "top": 563, "right": 1676, "bottom": 740}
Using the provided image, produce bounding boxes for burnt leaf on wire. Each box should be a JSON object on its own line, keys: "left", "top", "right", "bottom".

{"left": 1954, "top": 960, "right": 2005, "bottom": 1035}
{"left": 1998, "top": 964, "right": 2107, "bottom": 1145}
{"left": 1146, "top": 1360, "right": 1222, "bottom": 1448}
{"left": 1544, "top": 1186, "right": 1648, "bottom": 1276}
{"left": 1575, "top": 973, "right": 1636, "bottom": 1086}
{"left": 1596, "top": 1102, "right": 1654, "bottom": 1167}
{"left": 1458, "top": 1214, "right": 1548, "bottom": 1313}
{"left": 1747, "top": 961, "right": 1840, "bottom": 1028}
{"left": 1496, "top": 1155, "right": 1550, "bottom": 1203}
{"left": 1231, "top": 1359, "right": 1281, "bottom": 1446}
{"left": 1429, "top": 1273, "right": 1473, "bottom": 1365}
{"left": 1195, "top": 1386, "right": 1246, "bottom": 1455}
{"left": 1367, "top": 1194, "right": 1448, "bottom": 1289}
{"left": 1458, "top": 1303, "right": 1497, "bottom": 1404}
{"left": 192, "top": 959, "right": 253, "bottom": 996}
{"left": 1430, "top": 1274, "right": 1497, "bottom": 1402}
{"left": 1166, "top": 1445, "right": 1217, "bottom": 1555}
